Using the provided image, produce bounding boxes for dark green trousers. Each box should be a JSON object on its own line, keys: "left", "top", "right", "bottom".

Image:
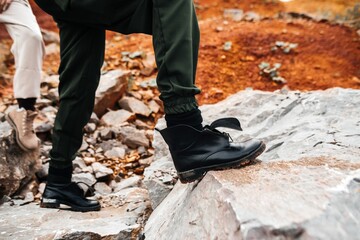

{"left": 35, "top": 0, "right": 201, "bottom": 168}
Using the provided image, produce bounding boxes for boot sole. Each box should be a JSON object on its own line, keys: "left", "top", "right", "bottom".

{"left": 178, "top": 141, "right": 266, "bottom": 183}
{"left": 5, "top": 114, "right": 37, "bottom": 152}
{"left": 40, "top": 198, "right": 101, "bottom": 212}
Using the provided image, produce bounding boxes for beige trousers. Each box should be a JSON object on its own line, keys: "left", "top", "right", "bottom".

{"left": 0, "top": 0, "right": 44, "bottom": 98}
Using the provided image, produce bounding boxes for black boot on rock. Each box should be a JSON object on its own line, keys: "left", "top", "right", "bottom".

{"left": 157, "top": 118, "right": 266, "bottom": 183}
{"left": 41, "top": 182, "right": 101, "bottom": 212}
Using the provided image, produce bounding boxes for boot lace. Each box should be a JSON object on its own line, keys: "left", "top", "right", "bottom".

{"left": 22, "top": 111, "right": 37, "bottom": 136}
{"left": 204, "top": 117, "right": 243, "bottom": 143}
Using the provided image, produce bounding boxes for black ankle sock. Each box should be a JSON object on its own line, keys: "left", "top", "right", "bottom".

{"left": 47, "top": 165, "right": 72, "bottom": 185}
{"left": 17, "top": 98, "right": 36, "bottom": 111}
{"left": 165, "top": 108, "right": 203, "bottom": 130}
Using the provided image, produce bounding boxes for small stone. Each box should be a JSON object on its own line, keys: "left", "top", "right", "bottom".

{"left": 41, "top": 29, "right": 60, "bottom": 43}
{"left": 134, "top": 119, "right": 151, "bottom": 129}
{"left": 79, "top": 139, "right": 89, "bottom": 152}
{"left": 86, "top": 137, "right": 97, "bottom": 145}
{"left": 73, "top": 157, "right": 87, "bottom": 170}
{"left": 94, "top": 182, "right": 112, "bottom": 195}
{"left": 127, "top": 60, "right": 142, "bottom": 69}
{"left": 138, "top": 89, "right": 155, "bottom": 101}
{"left": 100, "top": 110, "right": 135, "bottom": 126}
{"left": 148, "top": 100, "right": 161, "bottom": 113}
{"left": 104, "top": 147, "right": 126, "bottom": 159}
{"left": 92, "top": 162, "right": 114, "bottom": 179}
{"left": 223, "top": 9, "right": 244, "bottom": 22}
{"left": 129, "top": 51, "right": 144, "bottom": 59}
{"left": 94, "top": 70, "right": 129, "bottom": 117}
{"left": 139, "top": 156, "right": 153, "bottom": 167}
{"left": 83, "top": 166, "right": 94, "bottom": 174}
{"left": 140, "top": 67, "right": 155, "bottom": 77}
{"left": 223, "top": 41, "right": 232, "bottom": 51}
{"left": 215, "top": 26, "right": 224, "bottom": 32}
{"left": 35, "top": 122, "right": 53, "bottom": 133}
{"left": 89, "top": 112, "right": 100, "bottom": 125}
{"left": 72, "top": 172, "right": 97, "bottom": 186}
{"left": 100, "top": 128, "right": 114, "bottom": 140}
{"left": 118, "top": 96, "right": 152, "bottom": 117}
{"left": 161, "top": 174, "right": 174, "bottom": 185}
{"left": 116, "top": 125, "right": 150, "bottom": 148}
{"left": 112, "top": 176, "right": 142, "bottom": 192}
{"left": 137, "top": 146, "right": 147, "bottom": 155}
{"left": 83, "top": 157, "right": 96, "bottom": 165}
{"left": 84, "top": 123, "right": 97, "bottom": 133}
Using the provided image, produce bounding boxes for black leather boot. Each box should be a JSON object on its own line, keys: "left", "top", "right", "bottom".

{"left": 157, "top": 118, "right": 266, "bottom": 183}
{"left": 41, "top": 182, "right": 101, "bottom": 212}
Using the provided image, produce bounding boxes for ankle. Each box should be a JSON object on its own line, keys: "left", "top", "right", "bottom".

{"left": 165, "top": 108, "right": 203, "bottom": 130}
{"left": 47, "top": 165, "right": 72, "bottom": 185}
{"left": 17, "top": 98, "right": 36, "bottom": 111}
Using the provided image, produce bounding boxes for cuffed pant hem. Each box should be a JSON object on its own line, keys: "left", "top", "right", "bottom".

{"left": 163, "top": 97, "right": 198, "bottom": 114}
{"left": 49, "top": 155, "right": 74, "bottom": 169}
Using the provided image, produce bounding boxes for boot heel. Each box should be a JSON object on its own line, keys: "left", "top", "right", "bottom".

{"left": 40, "top": 198, "right": 60, "bottom": 208}
{"left": 178, "top": 169, "right": 206, "bottom": 183}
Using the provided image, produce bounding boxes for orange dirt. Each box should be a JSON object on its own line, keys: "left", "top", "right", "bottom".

{"left": 0, "top": 0, "right": 359, "bottom": 105}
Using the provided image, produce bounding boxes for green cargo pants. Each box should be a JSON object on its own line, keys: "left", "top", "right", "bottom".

{"left": 35, "top": 0, "right": 201, "bottom": 168}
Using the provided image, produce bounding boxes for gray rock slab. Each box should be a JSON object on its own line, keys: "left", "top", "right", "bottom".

{"left": 0, "top": 203, "right": 144, "bottom": 240}
{"left": 144, "top": 88, "right": 360, "bottom": 239}
{"left": 144, "top": 160, "right": 360, "bottom": 240}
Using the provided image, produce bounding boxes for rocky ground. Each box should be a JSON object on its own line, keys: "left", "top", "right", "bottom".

{"left": 0, "top": 0, "right": 359, "bottom": 239}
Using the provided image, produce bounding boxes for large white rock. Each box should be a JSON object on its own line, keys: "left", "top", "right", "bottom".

{"left": 144, "top": 88, "right": 360, "bottom": 239}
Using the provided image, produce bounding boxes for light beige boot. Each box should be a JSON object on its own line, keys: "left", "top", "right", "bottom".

{"left": 5, "top": 108, "right": 40, "bottom": 151}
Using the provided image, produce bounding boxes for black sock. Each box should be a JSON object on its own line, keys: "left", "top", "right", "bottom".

{"left": 165, "top": 108, "right": 203, "bottom": 130}
{"left": 17, "top": 98, "right": 36, "bottom": 111}
{"left": 47, "top": 165, "right": 72, "bottom": 185}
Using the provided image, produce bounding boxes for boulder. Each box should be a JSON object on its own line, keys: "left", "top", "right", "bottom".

{"left": 94, "top": 70, "right": 130, "bottom": 117}
{"left": 0, "top": 122, "right": 41, "bottom": 197}
{"left": 144, "top": 88, "right": 360, "bottom": 239}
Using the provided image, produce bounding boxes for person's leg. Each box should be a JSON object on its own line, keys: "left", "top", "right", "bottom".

{"left": 40, "top": 21, "right": 105, "bottom": 212}
{"left": 0, "top": 0, "right": 44, "bottom": 151}
{"left": 149, "top": 0, "right": 266, "bottom": 182}
{"left": 108, "top": 0, "right": 266, "bottom": 183}
{"left": 108, "top": 0, "right": 203, "bottom": 128}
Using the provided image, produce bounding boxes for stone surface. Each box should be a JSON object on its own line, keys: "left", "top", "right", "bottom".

{"left": 118, "top": 96, "right": 152, "bottom": 117}
{"left": 100, "top": 109, "right": 135, "bottom": 127}
{"left": 0, "top": 202, "right": 147, "bottom": 240}
{"left": 72, "top": 172, "right": 97, "bottom": 187}
{"left": 116, "top": 125, "right": 150, "bottom": 148}
{"left": 94, "top": 70, "right": 130, "bottom": 117}
{"left": 94, "top": 182, "right": 112, "bottom": 195}
{"left": 92, "top": 162, "right": 114, "bottom": 179}
{"left": 0, "top": 122, "right": 41, "bottom": 197}
{"left": 113, "top": 175, "right": 142, "bottom": 193}
{"left": 144, "top": 88, "right": 360, "bottom": 239}
{"left": 104, "top": 147, "right": 126, "bottom": 159}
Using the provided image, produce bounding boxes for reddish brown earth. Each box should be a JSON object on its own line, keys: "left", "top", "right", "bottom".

{"left": 1, "top": 0, "right": 359, "bottom": 105}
